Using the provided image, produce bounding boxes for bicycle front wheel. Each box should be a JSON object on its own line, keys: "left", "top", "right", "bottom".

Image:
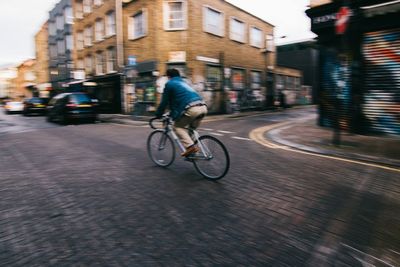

{"left": 193, "top": 135, "right": 230, "bottom": 180}
{"left": 147, "top": 130, "right": 175, "bottom": 167}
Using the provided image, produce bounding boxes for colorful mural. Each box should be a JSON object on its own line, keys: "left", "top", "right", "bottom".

{"left": 363, "top": 29, "right": 400, "bottom": 135}
{"left": 320, "top": 49, "right": 352, "bottom": 129}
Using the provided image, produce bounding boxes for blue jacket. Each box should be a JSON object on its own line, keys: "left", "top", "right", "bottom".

{"left": 156, "top": 77, "right": 203, "bottom": 120}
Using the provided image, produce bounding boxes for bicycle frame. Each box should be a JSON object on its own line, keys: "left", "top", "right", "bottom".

{"left": 160, "top": 117, "right": 211, "bottom": 160}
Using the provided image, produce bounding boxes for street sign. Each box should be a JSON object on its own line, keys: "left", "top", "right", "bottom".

{"left": 128, "top": 55, "right": 137, "bottom": 66}
{"left": 335, "top": 6, "right": 351, "bottom": 35}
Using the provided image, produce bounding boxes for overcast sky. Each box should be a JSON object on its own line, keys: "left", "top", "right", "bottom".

{"left": 0, "top": 0, "right": 315, "bottom": 66}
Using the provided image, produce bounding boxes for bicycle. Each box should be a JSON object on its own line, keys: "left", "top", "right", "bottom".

{"left": 147, "top": 114, "right": 230, "bottom": 180}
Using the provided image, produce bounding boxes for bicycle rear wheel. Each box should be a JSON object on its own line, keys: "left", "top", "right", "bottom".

{"left": 147, "top": 130, "right": 175, "bottom": 167}
{"left": 193, "top": 135, "right": 230, "bottom": 180}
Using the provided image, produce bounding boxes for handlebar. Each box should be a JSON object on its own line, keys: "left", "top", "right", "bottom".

{"left": 149, "top": 115, "right": 172, "bottom": 129}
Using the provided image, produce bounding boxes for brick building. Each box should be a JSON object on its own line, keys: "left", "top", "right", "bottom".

{"left": 11, "top": 59, "right": 37, "bottom": 100}
{"left": 71, "top": 0, "right": 124, "bottom": 113}
{"left": 122, "top": 0, "right": 279, "bottom": 115}
{"left": 48, "top": 0, "right": 74, "bottom": 95}
{"left": 34, "top": 22, "right": 51, "bottom": 98}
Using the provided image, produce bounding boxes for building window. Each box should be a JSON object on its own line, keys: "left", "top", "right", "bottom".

{"left": 49, "top": 45, "right": 57, "bottom": 59}
{"left": 76, "top": 59, "right": 84, "bottom": 70}
{"left": 230, "top": 17, "right": 245, "bottom": 43}
{"left": 250, "top": 71, "right": 262, "bottom": 90}
{"left": 250, "top": 26, "right": 263, "bottom": 48}
{"left": 276, "top": 74, "right": 284, "bottom": 90}
{"left": 106, "top": 47, "right": 116, "bottom": 73}
{"left": 96, "top": 52, "right": 104, "bottom": 75}
{"left": 167, "top": 63, "right": 186, "bottom": 77}
{"left": 94, "top": 0, "right": 103, "bottom": 7}
{"left": 205, "top": 65, "right": 222, "bottom": 91}
{"left": 203, "top": 6, "right": 224, "bottom": 37}
{"left": 83, "top": 0, "right": 92, "bottom": 14}
{"left": 66, "top": 35, "right": 74, "bottom": 50}
{"left": 85, "top": 55, "right": 93, "bottom": 74}
{"left": 232, "top": 68, "right": 245, "bottom": 90}
{"left": 129, "top": 10, "right": 147, "bottom": 39}
{"left": 105, "top": 11, "right": 116, "bottom": 36}
{"left": 57, "top": 39, "right": 65, "bottom": 55}
{"left": 76, "top": 31, "right": 84, "bottom": 50}
{"left": 64, "top": 6, "right": 73, "bottom": 24}
{"left": 84, "top": 26, "right": 93, "bottom": 46}
{"left": 163, "top": 0, "right": 187, "bottom": 30}
{"left": 95, "top": 19, "right": 104, "bottom": 41}
{"left": 75, "top": 0, "right": 83, "bottom": 19}
{"left": 49, "top": 22, "right": 56, "bottom": 36}
{"left": 56, "top": 15, "right": 64, "bottom": 30}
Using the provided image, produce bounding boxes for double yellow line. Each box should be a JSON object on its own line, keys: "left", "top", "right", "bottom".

{"left": 249, "top": 122, "right": 400, "bottom": 173}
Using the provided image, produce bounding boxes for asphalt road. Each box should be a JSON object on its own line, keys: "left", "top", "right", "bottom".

{"left": 1, "top": 108, "right": 399, "bottom": 266}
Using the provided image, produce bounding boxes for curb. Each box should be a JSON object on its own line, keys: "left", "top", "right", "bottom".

{"left": 266, "top": 120, "right": 400, "bottom": 169}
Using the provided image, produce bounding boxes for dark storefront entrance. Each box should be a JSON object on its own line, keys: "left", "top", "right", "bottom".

{"left": 307, "top": 0, "right": 400, "bottom": 135}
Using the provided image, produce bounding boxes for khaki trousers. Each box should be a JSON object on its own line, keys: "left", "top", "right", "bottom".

{"left": 174, "top": 105, "right": 208, "bottom": 148}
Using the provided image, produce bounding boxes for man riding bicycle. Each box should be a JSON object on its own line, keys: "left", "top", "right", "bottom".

{"left": 155, "top": 69, "right": 208, "bottom": 157}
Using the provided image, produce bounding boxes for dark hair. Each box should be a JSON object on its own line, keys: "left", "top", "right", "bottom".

{"left": 166, "top": 68, "right": 180, "bottom": 78}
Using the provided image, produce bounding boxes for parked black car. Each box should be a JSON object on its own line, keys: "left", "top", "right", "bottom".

{"left": 46, "top": 93, "right": 98, "bottom": 124}
{"left": 22, "top": 97, "right": 47, "bottom": 116}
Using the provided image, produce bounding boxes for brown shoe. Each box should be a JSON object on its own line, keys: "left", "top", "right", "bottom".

{"left": 181, "top": 145, "right": 199, "bottom": 157}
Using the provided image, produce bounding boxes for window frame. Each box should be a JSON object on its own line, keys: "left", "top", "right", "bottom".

{"left": 203, "top": 5, "right": 225, "bottom": 37}
{"left": 249, "top": 26, "right": 264, "bottom": 48}
{"left": 229, "top": 16, "right": 246, "bottom": 43}
{"left": 106, "top": 47, "right": 116, "bottom": 73}
{"left": 163, "top": 0, "right": 187, "bottom": 31}
{"left": 76, "top": 31, "right": 84, "bottom": 50}
{"left": 95, "top": 18, "right": 105, "bottom": 42}
{"left": 84, "top": 25, "right": 93, "bottom": 47}
{"left": 128, "top": 9, "right": 148, "bottom": 40}
{"left": 105, "top": 11, "right": 116, "bottom": 37}
{"left": 95, "top": 51, "right": 104, "bottom": 75}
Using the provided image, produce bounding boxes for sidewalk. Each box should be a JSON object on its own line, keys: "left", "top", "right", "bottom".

{"left": 98, "top": 108, "right": 400, "bottom": 168}
{"left": 267, "top": 118, "right": 400, "bottom": 168}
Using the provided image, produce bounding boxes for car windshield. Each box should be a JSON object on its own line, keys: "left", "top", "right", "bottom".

{"left": 30, "top": 98, "right": 43, "bottom": 103}
{"left": 70, "top": 94, "right": 91, "bottom": 104}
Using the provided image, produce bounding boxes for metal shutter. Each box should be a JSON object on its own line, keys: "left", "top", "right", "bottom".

{"left": 362, "top": 28, "right": 400, "bottom": 135}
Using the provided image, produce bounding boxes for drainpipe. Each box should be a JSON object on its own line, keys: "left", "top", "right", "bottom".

{"left": 115, "top": 0, "right": 125, "bottom": 113}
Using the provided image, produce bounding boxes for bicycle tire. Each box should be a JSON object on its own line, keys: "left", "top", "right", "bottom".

{"left": 193, "top": 135, "right": 230, "bottom": 180}
{"left": 147, "top": 130, "right": 175, "bottom": 167}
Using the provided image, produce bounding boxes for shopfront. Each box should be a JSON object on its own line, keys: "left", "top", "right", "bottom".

{"left": 306, "top": 0, "right": 400, "bottom": 135}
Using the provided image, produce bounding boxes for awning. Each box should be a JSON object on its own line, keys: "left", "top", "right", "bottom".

{"left": 361, "top": 0, "right": 400, "bottom": 17}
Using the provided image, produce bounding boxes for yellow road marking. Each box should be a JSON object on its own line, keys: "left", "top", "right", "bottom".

{"left": 249, "top": 122, "right": 400, "bottom": 173}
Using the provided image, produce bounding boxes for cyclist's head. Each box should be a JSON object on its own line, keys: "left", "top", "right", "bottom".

{"left": 166, "top": 68, "right": 180, "bottom": 78}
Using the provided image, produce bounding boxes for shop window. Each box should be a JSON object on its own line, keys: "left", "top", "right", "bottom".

{"left": 205, "top": 65, "right": 222, "bottom": 91}
{"left": 276, "top": 74, "right": 284, "bottom": 90}
{"left": 167, "top": 64, "right": 186, "bottom": 77}
{"left": 163, "top": 0, "right": 187, "bottom": 30}
{"left": 250, "top": 26, "right": 263, "bottom": 48}
{"left": 129, "top": 10, "right": 147, "bottom": 40}
{"left": 250, "top": 71, "right": 262, "bottom": 90}
{"left": 232, "top": 68, "right": 245, "bottom": 90}
{"left": 230, "top": 17, "right": 246, "bottom": 43}
{"left": 105, "top": 11, "right": 116, "bottom": 36}
{"left": 203, "top": 6, "right": 224, "bottom": 36}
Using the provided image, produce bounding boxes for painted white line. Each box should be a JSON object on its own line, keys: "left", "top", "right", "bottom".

{"left": 218, "top": 130, "right": 235, "bottom": 134}
{"left": 342, "top": 243, "right": 397, "bottom": 267}
{"left": 200, "top": 128, "right": 213, "bottom": 131}
{"left": 209, "top": 132, "right": 224, "bottom": 136}
{"left": 232, "top": 136, "right": 253, "bottom": 141}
